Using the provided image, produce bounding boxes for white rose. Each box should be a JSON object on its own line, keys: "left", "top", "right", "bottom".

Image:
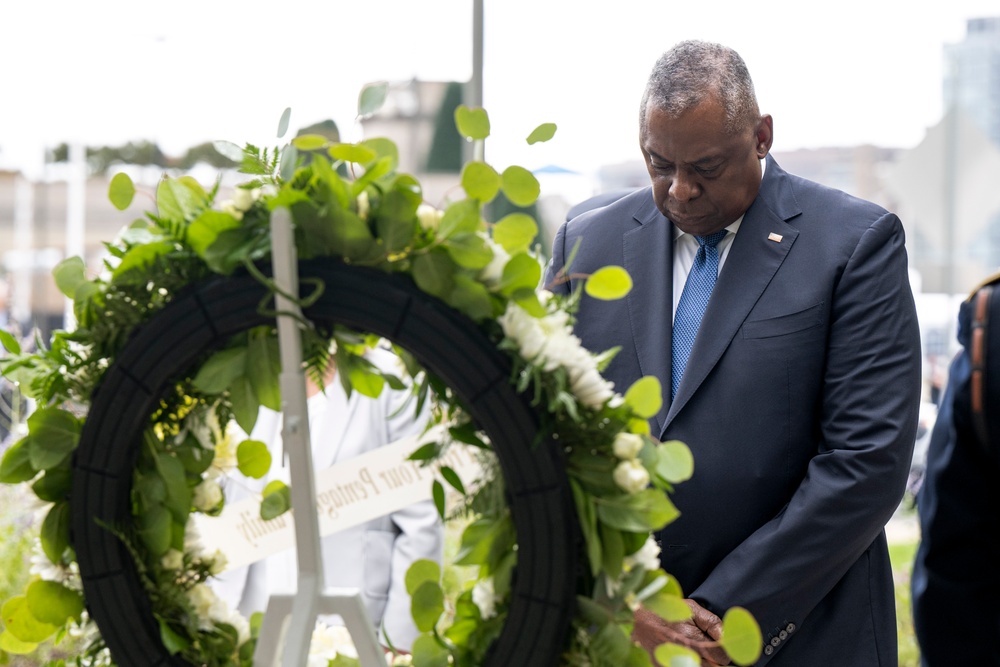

{"left": 472, "top": 577, "right": 498, "bottom": 619}
{"left": 623, "top": 535, "right": 661, "bottom": 572}
{"left": 220, "top": 201, "right": 244, "bottom": 221}
{"left": 160, "top": 549, "right": 184, "bottom": 570}
{"left": 357, "top": 191, "right": 370, "bottom": 221}
{"left": 416, "top": 203, "right": 442, "bottom": 230}
{"left": 613, "top": 459, "right": 650, "bottom": 494}
{"left": 479, "top": 240, "right": 510, "bottom": 286}
{"left": 612, "top": 432, "right": 645, "bottom": 460}
{"left": 231, "top": 187, "right": 259, "bottom": 212}
{"left": 208, "top": 549, "right": 228, "bottom": 575}
{"left": 192, "top": 479, "right": 223, "bottom": 512}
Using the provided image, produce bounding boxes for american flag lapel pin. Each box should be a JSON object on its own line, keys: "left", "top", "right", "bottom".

{"left": 768, "top": 232, "right": 783, "bottom": 243}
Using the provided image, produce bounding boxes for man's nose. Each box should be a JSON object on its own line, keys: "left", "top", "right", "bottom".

{"left": 669, "top": 172, "right": 699, "bottom": 202}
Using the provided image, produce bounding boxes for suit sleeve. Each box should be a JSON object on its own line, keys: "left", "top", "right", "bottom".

{"left": 691, "top": 213, "right": 921, "bottom": 656}
{"left": 378, "top": 374, "right": 444, "bottom": 651}
{"left": 543, "top": 221, "right": 572, "bottom": 296}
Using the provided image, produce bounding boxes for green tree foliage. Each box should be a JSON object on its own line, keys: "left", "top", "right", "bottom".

{"left": 425, "top": 81, "right": 465, "bottom": 173}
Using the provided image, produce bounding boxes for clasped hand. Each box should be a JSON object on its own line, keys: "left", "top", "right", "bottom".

{"left": 632, "top": 599, "right": 732, "bottom": 667}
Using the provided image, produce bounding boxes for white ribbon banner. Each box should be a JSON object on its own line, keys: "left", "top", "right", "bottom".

{"left": 195, "top": 438, "right": 483, "bottom": 572}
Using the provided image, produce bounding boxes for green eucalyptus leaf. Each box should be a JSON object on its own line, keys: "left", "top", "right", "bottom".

{"left": 26, "top": 407, "right": 80, "bottom": 471}
{"left": 720, "top": 607, "right": 763, "bottom": 666}
{"left": 0, "top": 628, "right": 38, "bottom": 654}
{"left": 361, "top": 137, "right": 400, "bottom": 171}
{"left": 513, "top": 290, "right": 546, "bottom": 318}
{"left": 600, "top": 523, "right": 625, "bottom": 581}
{"left": 0, "top": 437, "right": 36, "bottom": 483}
{"left": 52, "top": 256, "right": 87, "bottom": 299}
{"left": 192, "top": 346, "right": 248, "bottom": 394}
{"left": 230, "top": 375, "right": 260, "bottom": 435}
{"left": 624, "top": 376, "right": 663, "bottom": 419}
{"left": 586, "top": 265, "right": 633, "bottom": 300}
{"left": 443, "top": 232, "right": 493, "bottom": 269}
{"left": 138, "top": 504, "right": 172, "bottom": 557}
{"left": 454, "top": 105, "right": 490, "bottom": 141}
{"left": 156, "top": 453, "right": 191, "bottom": 523}
{"left": 493, "top": 213, "right": 538, "bottom": 254}
{"left": 461, "top": 161, "right": 501, "bottom": 202}
{"left": 448, "top": 274, "right": 495, "bottom": 321}
{"left": 497, "top": 252, "right": 542, "bottom": 297}
{"left": 358, "top": 81, "right": 389, "bottom": 118}
{"left": 31, "top": 466, "right": 71, "bottom": 502}
{"left": 438, "top": 198, "right": 482, "bottom": 239}
{"left": 411, "top": 634, "right": 451, "bottom": 667}
{"left": 108, "top": 172, "right": 135, "bottom": 210}
{"left": 656, "top": 439, "right": 694, "bottom": 484}
{"left": 261, "top": 481, "right": 291, "bottom": 520}
{"left": 643, "top": 591, "right": 693, "bottom": 623}
{"left": 292, "top": 134, "right": 328, "bottom": 151}
{"left": 654, "top": 643, "right": 700, "bottom": 667}
{"left": 159, "top": 617, "right": 191, "bottom": 655}
{"left": 328, "top": 143, "right": 377, "bottom": 164}
{"left": 237, "top": 440, "right": 272, "bottom": 479}
{"left": 412, "top": 249, "right": 456, "bottom": 299}
{"left": 26, "top": 580, "right": 84, "bottom": 625}
{"left": 0, "top": 596, "right": 57, "bottom": 644}
{"left": 279, "top": 145, "right": 299, "bottom": 181}
{"left": 500, "top": 165, "right": 540, "bottom": 207}
{"left": 156, "top": 175, "right": 207, "bottom": 224}
{"left": 376, "top": 214, "right": 417, "bottom": 254}
{"left": 213, "top": 140, "right": 245, "bottom": 162}
{"left": 596, "top": 488, "right": 679, "bottom": 533}
{"left": 277, "top": 107, "right": 292, "bottom": 138}
{"left": 40, "top": 502, "right": 70, "bottom": 564}
{"left": 590, "top": 622, "right": 633, "bottom": 663}
{"left": 404, "top": 558, "right": 441, "bottom": 596}
{"left": 347, "top": 365, "right": 385, "bottom": 399}
{"left": 411, "top": 580, "right": 445, "bottom": 632}
{"left": 247, "top": 332, "right": 281, "bottom": 411}
{"left": 526, "top": 122, "right": 557, "bottom": 145}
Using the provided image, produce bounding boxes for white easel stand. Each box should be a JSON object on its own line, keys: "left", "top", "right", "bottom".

{"left": 253, "top": 207, "right": 388, "bottom": 667}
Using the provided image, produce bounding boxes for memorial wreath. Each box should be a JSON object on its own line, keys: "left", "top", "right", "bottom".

{"left": 0, "top": 86, "right": 761, "bottom": 666}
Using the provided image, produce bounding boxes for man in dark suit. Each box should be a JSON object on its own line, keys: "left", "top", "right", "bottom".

{"left": 911, "top": 273, "right": 1000, "bottom": 666}
{"left": 545, "top": 41, "right": 921, "bottom": 665}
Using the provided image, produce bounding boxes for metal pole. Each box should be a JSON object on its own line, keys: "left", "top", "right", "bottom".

{"left": 472, "top": 0, "right": 485, "bottom": 162}
{"left": 64, "top": 143, "right": 86, "bottom": 329}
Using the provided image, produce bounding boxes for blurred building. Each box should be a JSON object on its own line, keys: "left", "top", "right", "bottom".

{"left": 944, "top": 16, "right": 1000, "bottom": 147}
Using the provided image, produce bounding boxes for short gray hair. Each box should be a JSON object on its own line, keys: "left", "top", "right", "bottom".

{"left": 640, "top": 40, "right": 760, "bottom": 136}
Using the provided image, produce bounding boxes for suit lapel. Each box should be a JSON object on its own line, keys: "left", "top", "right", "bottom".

{"left": 663, "top": 158, "right": 801, "bottom": 432}
{"left": 623, "top": 195, "right": 673, "bottom": 434}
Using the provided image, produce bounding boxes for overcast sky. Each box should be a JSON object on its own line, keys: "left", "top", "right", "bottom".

{"left": 2, "top": 0, "right": 998, "bottom": 178}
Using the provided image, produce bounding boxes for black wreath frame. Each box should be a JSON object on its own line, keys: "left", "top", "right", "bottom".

{"left": 69, "top": 258, "right": 581, "bottom": 666}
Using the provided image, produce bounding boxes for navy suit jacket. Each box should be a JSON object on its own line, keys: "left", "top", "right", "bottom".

{"left": 545, "top": 156, "right": 921, "bottom": 665}
{"left": 911, "top": 276, "right": 1000, "bottom": 665}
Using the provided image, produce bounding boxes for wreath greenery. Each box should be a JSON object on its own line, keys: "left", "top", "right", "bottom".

{"left": 0, "top": 85, "right": 761, "bottom": 666}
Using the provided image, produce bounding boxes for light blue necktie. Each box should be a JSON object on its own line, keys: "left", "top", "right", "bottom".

{"left": 671, "top": 230, "right": 728, "bottom": 399}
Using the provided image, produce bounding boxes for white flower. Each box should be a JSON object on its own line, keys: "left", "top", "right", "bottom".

{"left": 160, "top": 549, "right": 184, "bottom": 570}
{"left": 231, "top": 187, "right": 259, "bottom": 212}
{"left": 612, "top": 432, "right": 645, "bottom": 460}
{"left": 479, "top": 239, "right": 510, "bottom": 286}
{"left": 472, "top": 577, "right": 498, "bottom": 619}
{"left": 416, "top": 203, "right": 442, "bottom": 230}
{"left": 184, "top": 520, "right": 207, "bottom": 560}
{"left": 192, "top": 479, "right": 223, "bottom": 512}
{"left": 308, "top": 622, "right": 357, "bottom": 667}
{"left": 613, "top": 459, "right": 650, "bottom": 494}
{"left": 220, "top": 201, "right": 244, "bottom": 220}
{"left": 207, "top": 549, "right": 228, "bottom": 575}
{"left": 567, "top": 365, "right": 615, "bottom": 409}
{"left": 623, "top": 535, "right": 661, "bottom": 572}
{"left": 357, "top": 191, "right": 370, "bottom": 220}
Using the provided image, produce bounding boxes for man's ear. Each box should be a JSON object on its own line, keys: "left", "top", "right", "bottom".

{"left": 756, "top": 114, "right": 774, "bottom": 158}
